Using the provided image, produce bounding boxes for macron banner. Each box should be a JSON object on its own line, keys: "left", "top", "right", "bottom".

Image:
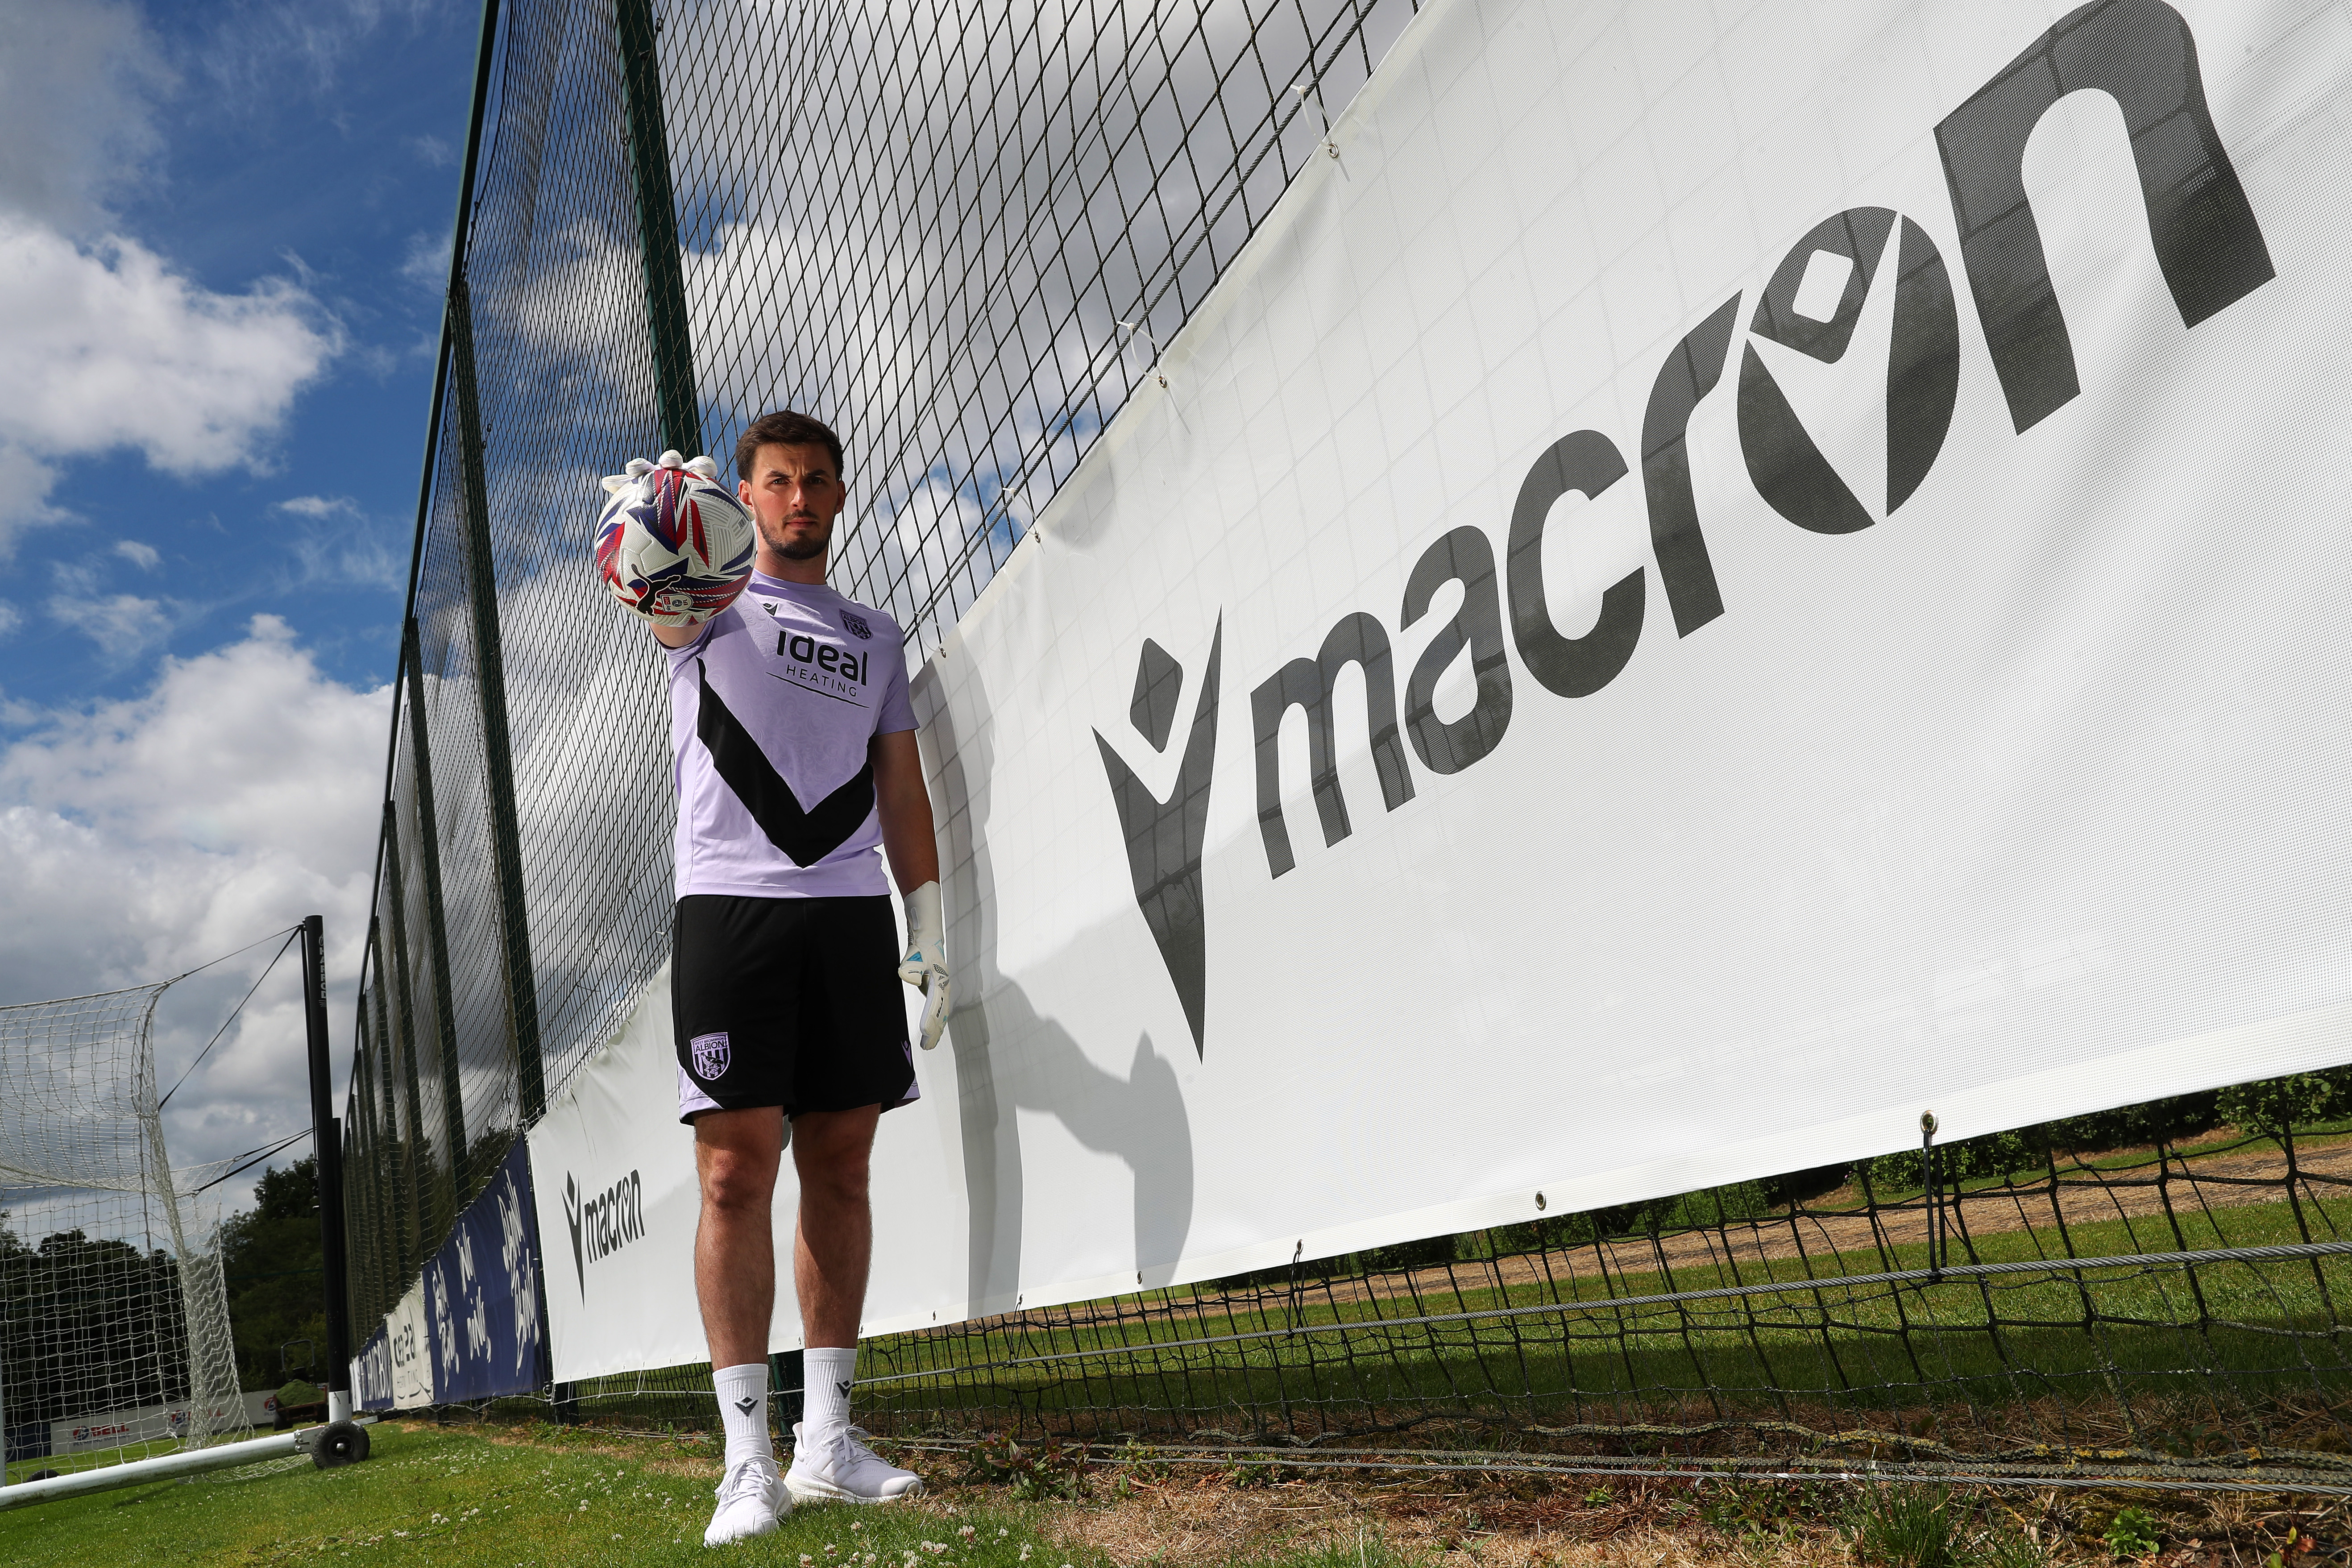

{"left": 910, "top": 0, "right": 2352, "bottom": 1309}
{"left": 537, "top": 0, "right": 2352, "bottom": 1375}
{"left": 421, "top": 1140, "right": 549, "bottom": 1402}
{"left": 386, "top": 1279, "right": 432, "bottom": 1409}
{"left": 525, "top": 970, "right": 707, "bottom": 1383}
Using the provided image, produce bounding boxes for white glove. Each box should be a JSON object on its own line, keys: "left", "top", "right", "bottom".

{"left": 897, "top": 880, "right": 952, "bottom": 1050}
{"left": 597, "top": 450, "right": 722, "bottom": 493}
{"left": 595, "top": 452, "right": 739, "bottom": 627}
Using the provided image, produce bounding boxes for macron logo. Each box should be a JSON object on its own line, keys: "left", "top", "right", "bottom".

{"left": 1093, "top": 618, "right": 1222, "bottom": 1058}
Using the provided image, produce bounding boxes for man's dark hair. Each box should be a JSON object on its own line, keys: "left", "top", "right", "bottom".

{"left": 734, "top": 410, "right": 845, "bottom": 482}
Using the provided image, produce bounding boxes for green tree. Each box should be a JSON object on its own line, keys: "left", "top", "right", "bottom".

{"left": 219, "top": 1157, "right": 328, "bottom": 1391}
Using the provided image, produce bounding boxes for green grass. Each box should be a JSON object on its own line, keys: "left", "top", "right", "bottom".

{"left": 0, "top": 1423, "right": 1114, "bottom": 1568}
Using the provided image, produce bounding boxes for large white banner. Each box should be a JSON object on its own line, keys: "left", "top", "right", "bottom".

{"left": 913, "top": 0, "right": 2352, "bottom": 1303}
{"left": 386, "top": 1279, "right": 433, "bottom": 1409}
{"left": 536, "top": 0, "right": 2352, "bottom": 1373}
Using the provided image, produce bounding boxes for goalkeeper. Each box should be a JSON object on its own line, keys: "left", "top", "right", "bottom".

{"left": 603, "top": 411, "right": 951, "bottom": 1543}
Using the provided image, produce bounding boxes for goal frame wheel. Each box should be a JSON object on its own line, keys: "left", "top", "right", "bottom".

{"left": 310, "top": 1421, "right": 370, "bottom": 1469}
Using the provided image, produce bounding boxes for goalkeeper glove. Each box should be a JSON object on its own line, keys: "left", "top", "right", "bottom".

{"left": 897, "top": 880, "right": 952, "bottom": 1050}
{"left": 596, "top": 452, "right": 736, "bottom": 627}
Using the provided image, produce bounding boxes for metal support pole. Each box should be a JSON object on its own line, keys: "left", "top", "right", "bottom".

{"left": 401, "top": 622, "right": 470, "bottom": 1196}
{"left": 381, "top": 807, "right": 438, "bottom": 1253}
{"left": 615, "top": 0, "right": 702, "bottom": 457}
{"left": 447, "top": 274, "right": 547, "bottom": 1123}
{"left": 301, "top": 917, "right": 356, "bottom": 1424}
{"left": 378, "top": 801, "right": 446, "bottom": 1243}
{"left": 1921, "top": 1111, "right": 1942, "bottom": 1279}
{"left": 368, "top": 912, "right": 417, "bottom": 1282}
{"left": 359, "top": 946, "right": 398, "bottom": 1315}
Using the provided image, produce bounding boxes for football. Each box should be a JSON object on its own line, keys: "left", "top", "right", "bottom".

{"left": 594, "top": 450, "right": 758, "bottom": 625}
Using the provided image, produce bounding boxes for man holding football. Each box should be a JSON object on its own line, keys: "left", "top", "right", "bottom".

{"left": 599, "top": 410, "right": 951, "bottom": 1545}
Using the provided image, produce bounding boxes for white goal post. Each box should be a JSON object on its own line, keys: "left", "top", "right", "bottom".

{"left": 0, "top": 983, "right": 251, "bottom": 1479}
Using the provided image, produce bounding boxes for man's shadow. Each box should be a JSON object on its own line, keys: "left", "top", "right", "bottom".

{"left": 914, "top": 659, "right": 1195, "bottom": 1315}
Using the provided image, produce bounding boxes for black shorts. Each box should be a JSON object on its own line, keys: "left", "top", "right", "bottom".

{"left": 672, "top": 893, "right": 919, "bottom": 1124}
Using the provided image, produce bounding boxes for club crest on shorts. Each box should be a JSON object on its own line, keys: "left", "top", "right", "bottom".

{"left": 690, "top": 1031, "right": 730, "bottom": 1080}
{"left": 839, "top": 609, "right": 872, "bottom": 639}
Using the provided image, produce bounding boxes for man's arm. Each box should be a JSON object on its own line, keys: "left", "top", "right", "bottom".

{"left": 870, "top": 729, "right": 938, "bottom": 889}
{"left": 650, "top": 619, "right": 704, "bottom": 650}
{"left": 873, "top": 727, "right": 950, "bottom": 1049}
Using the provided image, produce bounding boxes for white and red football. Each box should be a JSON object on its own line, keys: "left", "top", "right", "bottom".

{"left": 593, "top": 451, "right": 757, "bottom": 626}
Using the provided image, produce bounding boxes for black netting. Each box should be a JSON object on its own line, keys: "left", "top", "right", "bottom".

{"left": 353, "top": 0, "right": 1426, "bottom": 1278}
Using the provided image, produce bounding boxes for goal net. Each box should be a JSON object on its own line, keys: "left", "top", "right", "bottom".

{"left": 0, "top": 984, "right": 250, "bottom": 1474}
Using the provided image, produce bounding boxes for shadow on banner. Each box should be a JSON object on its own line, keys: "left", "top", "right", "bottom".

{"left": 421, "top": 1140, "right": 550, "bottom": 1403}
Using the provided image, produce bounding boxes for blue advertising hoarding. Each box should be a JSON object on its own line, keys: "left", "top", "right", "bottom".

{"left": 351, "top": 1321, "right": 394, "bottom": 1413}
{"left": 420, "top": 1139, "right": 548, "bottom": 1402}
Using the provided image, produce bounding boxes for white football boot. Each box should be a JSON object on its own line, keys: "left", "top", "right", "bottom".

{"left": 703, "top": 1455, "right": 790, "bottom": 1546}
{"left": 784, "top": 1423, "right": 924, "bottom": 1504}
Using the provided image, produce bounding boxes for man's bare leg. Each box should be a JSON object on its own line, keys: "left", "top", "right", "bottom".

{"left": 791, "top": 1105, "right": 878, "bottom": 1349}
{"left": 695, "top": 1106, "right": 787, "bottom": 1367}
{"left": 694, "top": 1107, "right": 792, "bottom": 1539}
{"left": 784, "top": 1104, "right": 919, "bottom": 1500}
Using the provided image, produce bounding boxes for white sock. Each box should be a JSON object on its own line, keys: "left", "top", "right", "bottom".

{"left": 801, "top": 1346, "right": 855, "bottom": 1442}
{"left": 713, "top": 1362, "right": 772, "bottom": 1468}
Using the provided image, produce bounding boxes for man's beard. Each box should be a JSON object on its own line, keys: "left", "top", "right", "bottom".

{"left": 765, "top": 517, "right": 830, "bottom": 561}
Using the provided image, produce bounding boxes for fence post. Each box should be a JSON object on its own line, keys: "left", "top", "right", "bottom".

{"left": 614, "top": 0, "right": 702, "bottom": 456}
{"left": 299, "top": 916, "right": 357, "bottom": 1425}
{"left": 380, "top": 802, "right": 445, "bottom": 1245}
{"left": 357, "top": 983, "right": 396, "bottom": 1329}
{"left": 401, "top": 622, "right": 471, "bottom": 1196}
{"left": 349, "top": 978, "right": 375, "bottom": 1331}
{"left": 446, "top": 273, "right": 548, "bottom": 1124}
{"left": 366, "top": 913, "right": 414, "bottom": 1288}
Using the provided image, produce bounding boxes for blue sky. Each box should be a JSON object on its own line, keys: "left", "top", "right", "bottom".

{"left": 0, "top": 0, "right": 481, "bottom": 1195}
{"left": 8, "top": 0, "right": 473, "bottom": 705}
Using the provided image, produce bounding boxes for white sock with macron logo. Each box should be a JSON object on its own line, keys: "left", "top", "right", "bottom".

{"left": 802, "top": 1346, "right": 856, "bottom": 1444}
{"left": 714, "top": 1362, "right": 772, "bottom": 1468}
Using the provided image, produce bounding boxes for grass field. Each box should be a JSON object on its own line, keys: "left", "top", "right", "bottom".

{"left": 3, "top": 1418, "right": 2340, "bottom": 1566}
{"left": 0, "top": 1423, "right": 1125, "bottom": 1568}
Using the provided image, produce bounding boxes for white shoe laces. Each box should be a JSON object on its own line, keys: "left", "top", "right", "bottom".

{"left": 715, "top": 1456, "right": 776, "bottom": 1505}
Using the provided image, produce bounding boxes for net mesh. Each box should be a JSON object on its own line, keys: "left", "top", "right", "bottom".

{"left": 563, "top": 1117, "right": 2352, "bottom": 1490}
{"left": 348, "top": 0, "right": 1426, "bottom": 1326}
{"left": 0, "top": 985, "right": 251, "bottom": 1475}
{"left": 347, "top": 0, "right": 2352, "bottom": 1491}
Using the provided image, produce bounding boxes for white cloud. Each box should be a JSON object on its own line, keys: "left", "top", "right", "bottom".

{"left": 0, "top": 602, "right": 20, "bottom": 638}
{"left": 114, "top": 539, "right": 161, "bottom": 571}
{"left": 408, "top": 133, "right": 454, "bottom": 168}
{"left": 275, "top": 494, "right": 357, "bottom": 519}
{"left": 0, "top": 220, "right": 338, "bottom": 477}
{"left": 193, "top": 0, "right": 438, "bottom": 100}
{"left": 399, "top": 227, "right": 452, "bottom": 291}
{"left": 0, "top": 616, "right": 388, "bottom": 1173}
{"left": 0, "top": 4, "right": 340, "bottom": 562}
{"left": 47, "top": 563, "right": 176, "bottom": 663}
{"left": 270, "top": 495, "right": 403, "bottom": 592}
{"left": 0, "top": 0, "right": 172, "bottom": 232}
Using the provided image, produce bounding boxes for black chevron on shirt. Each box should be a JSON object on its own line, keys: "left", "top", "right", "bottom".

{"left": 695, "top": 659, "right": 876, "bottom": 867}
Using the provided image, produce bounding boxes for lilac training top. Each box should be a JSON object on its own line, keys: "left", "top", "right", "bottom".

{"left": 665, "top": 573, "right": 915, "bottom": 899}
